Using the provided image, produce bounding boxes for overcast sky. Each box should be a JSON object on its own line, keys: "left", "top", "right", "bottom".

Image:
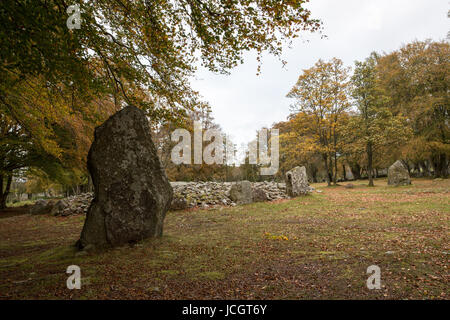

{"left": 190, "top": 0, "right": 449, "bottom": 148}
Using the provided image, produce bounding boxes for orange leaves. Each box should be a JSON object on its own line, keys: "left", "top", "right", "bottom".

{"left": 264, "top": 232, "right": 289, "bottom": 241}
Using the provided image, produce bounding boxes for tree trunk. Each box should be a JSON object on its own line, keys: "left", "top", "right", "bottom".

{"left": 0, "top": 174, "right": 13, "bottom": 209}
{"left": 351, "top": 163, "right": 361, "bottom": 180}
{"left": 323, "top": 154, "right": 331, "bottom": 186}
{"left": 424, "top": 160, "right": 433, "bottom": 177}
{"left": 342, "top": 164, "right": 347, "bottom": 181}
{"left": 432, "top": 153, "right": 448, "bottom": 178}
{"left": 333, "top": 153, "right": 338, "bottom": 185}
{"left": 367, "top": 142, "right": 374, "bottom": 187}
{"left": 309, "top": 165, "right": 318, "bottom": 183}
{"left": 328, "top": 153, "right": 334, "bottom": 185}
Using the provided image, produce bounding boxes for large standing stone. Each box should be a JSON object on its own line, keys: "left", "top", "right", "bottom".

{"left": 229, "top": 181, "right": 253, "bottom": 205}
{"left": 388, "top": 160, "right": 411, "bottom": 186}
{"left": 77, "top": 106, "right": 173, "bottom": 249}
{"left": 285, "top": 166, "right": 310, "bottom": 197}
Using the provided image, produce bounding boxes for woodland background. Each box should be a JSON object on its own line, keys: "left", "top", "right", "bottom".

{"left": 0, "top": 1, "right": 448, "bottom": 208}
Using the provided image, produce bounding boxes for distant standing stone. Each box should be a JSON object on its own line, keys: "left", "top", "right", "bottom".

{"left": 285, "top": 166, "right": 310, "bottom": 197}
{"left": 30, "top": 199, "right": 54, "bottom": 215}
{"left": 388, "top": 160, "right": 411, "bottom": 186}
{"left": 345, "top": 166, "right": 355, "bottom": 181}
{"left": 229, "top": 181, "right": 253, "bottom": 205}
{"left": 252, "top": 187, "right": 268, "bottom": 202}
{"left": 77, "top": 106, "right": 173, "bottom": 249}
{"left": 51, "top": 199, "right": 68, "bottom": 216}
{"left": 171, "top": 196, "right": 188, "bottom": 211}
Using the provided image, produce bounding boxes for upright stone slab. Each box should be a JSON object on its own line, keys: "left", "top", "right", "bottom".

{"left": 285, "top": 166, "right": 310, "bottom": 197}
{"left": 78, "top": 106, "right": 173, "bottom": 249}
{"left": 388, "top": 160, "right": 411, "bottom": 186}
{"left": 229, "top": 181, "right": 253, "bottom": 205}
{"left": 345, "top": 166, "right": 355, "bottom": 181}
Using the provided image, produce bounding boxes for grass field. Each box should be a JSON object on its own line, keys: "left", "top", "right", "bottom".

{"left": 0, "top": 178, "right": 448, "bottom": 300}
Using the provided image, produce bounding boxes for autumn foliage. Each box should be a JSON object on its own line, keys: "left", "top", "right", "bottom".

{"left": 274, "top": 40, "right": 448, "bottom": 185}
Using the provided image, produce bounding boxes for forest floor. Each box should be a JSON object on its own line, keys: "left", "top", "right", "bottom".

{"left": 0, "top": 178, "right": 448, "bottom": 300}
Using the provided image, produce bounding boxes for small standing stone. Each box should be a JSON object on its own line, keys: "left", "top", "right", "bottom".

{"left": 51, "top": 200, "right": 68, "bottom": 216}
{"left": 388, "top": 160, "right": 411, "bottom": 186}
{"left": 252, "top": 187, "right": 268, "bottom": 202}
{"left": 285, "top": 166, "right": 310, "bottom": 197}
{"left": 229, "top": 181, "right": 253, "bottom": 205}
{"left": 30, "top": 199, "right": 56, "bottom": 215}
{"left": 171, "top": 196, "right": 188, "bottom": 211}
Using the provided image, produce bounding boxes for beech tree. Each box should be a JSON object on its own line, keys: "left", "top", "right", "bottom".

{"left": 348, "top": 53, "right": 411, "bottom": 187}
{"left": 1, "top": 0, "right": 321, "bottom": 124}
{"left": 0, "top": 0, "right": 321, "bottom": 207}
{"left": 287, "top": 58, "right": 350, "bottom": 186}
{"left": 275, "top": 112, "right": 325, "bottom": 182}
{"left": 377, "top": 41, "right": 449, "bottom": 178}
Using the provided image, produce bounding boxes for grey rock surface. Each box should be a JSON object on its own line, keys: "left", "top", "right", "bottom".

{"left": 388, "top": 160, "right": 411, "bottom": 186}
{"left": 229, "top": 181, "right": 253, "bottom": 205}
{"left": 285, "top": 166, "right": 310, "bottom": 197}
{"left": 78, "top": 106, "right": 173, "bottom": 249}
{"left": 252, "top": 187, "right": 268, "bottom": 202}
{"left": 38, "top": 181, "right": 290, "bottom": 215}
{"left": 170, "top": 181, "right": 288, "bottom": 209}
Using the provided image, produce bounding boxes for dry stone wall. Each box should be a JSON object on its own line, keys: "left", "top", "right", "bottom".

{"left": 31, "top": 181, "right": 293, "bottom": 215}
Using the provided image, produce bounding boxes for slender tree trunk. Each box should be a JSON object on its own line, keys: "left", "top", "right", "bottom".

{"left": 417, "top": 161, "right": 424, "bottom": 177}
{"left": 342, "top": 164, "right": 347, "bottom": 181}
{"left": 323, "top": 154, "right": 331, "bottom": 186}
{"left": 328, "top": 153, "right": 334, "bottom": 185}
{"left": 0, "top": 174, "right": 3, "bottom": 209}
{"left": 425, "top": 160, "right": 432, "bottom": 177}
{"left": 367, "top": 142, "right": 374, "bottom": 187}
{"left": 333, "top": 152, "right": 338, "bottom": 185}
{"left": 311, "top": 167, "right": 318, "bottom": 183}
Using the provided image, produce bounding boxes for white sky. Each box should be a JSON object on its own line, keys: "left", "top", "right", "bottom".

{"left": 190, "top": 0, "right": 449, "bottom": 148}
